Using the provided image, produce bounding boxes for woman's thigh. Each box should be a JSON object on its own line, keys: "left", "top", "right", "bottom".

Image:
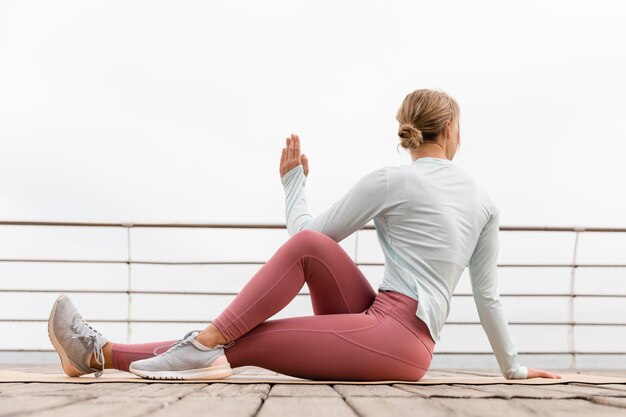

{"left": 295, "top": 229, "right": 377, "bottom": 315}
{"left": 212, "top": 229, "right": 378, "bottom": 343}
{"left": 223, "top": 310, "right": 432, "bottom": 381}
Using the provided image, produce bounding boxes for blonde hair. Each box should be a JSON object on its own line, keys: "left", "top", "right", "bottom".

{"left": 396, "top": 89, "right": 460, "bottom": 151}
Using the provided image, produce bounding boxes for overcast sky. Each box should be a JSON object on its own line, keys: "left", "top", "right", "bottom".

{"left": 1, "top": 0, "right": 625, "bottom": 228}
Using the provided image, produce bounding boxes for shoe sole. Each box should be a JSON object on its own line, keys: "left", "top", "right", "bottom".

{"left": 128, "top": 363, "right": 234, "bottom": 380}
{"left": 47, "top": 293, "right": 84, "bottom": 377}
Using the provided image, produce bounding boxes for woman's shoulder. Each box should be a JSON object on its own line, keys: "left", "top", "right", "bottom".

{"left": 375, "top": 164, "right": 407, "bottom": 186}
{"left": 450, "top": 165, "right": 496, "bottom": 201}
{"left": 360, "top": 164, "right": 404, "bottom": 182}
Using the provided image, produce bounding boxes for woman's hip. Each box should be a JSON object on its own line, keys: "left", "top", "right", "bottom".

{"left": 366, "top": 289, "right": 436, "bottom": 356}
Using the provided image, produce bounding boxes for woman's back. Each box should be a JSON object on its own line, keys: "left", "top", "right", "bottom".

{"left": 281, "top": 156, "right": 491, "bottom": 339}
{"left": 375, "top": 157, "right": 493, "bottom": 345}
{"left": 281, "top": 156, "right": 527, "bottom": 379}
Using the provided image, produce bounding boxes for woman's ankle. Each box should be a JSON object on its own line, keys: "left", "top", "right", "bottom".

{"left": 196, "top": 324, "right": 229, "bottom": 348}
{"left": 90, "top": 341, "right": 113, "bottom": 369}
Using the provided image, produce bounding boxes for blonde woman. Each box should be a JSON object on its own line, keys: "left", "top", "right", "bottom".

{"left": 48, "top": 89, "right": 560, "bottom": 381}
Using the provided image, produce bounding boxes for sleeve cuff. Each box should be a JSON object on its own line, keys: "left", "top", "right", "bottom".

{"left": 505, "top": 366, "right": 528, "bottom": 379}
{"left": 281, "top": 164, "right": 305, "bottom": 187}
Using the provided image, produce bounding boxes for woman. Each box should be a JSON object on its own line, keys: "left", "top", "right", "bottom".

{"left": 48, "top": 88, "right": 561, "bottom": 381}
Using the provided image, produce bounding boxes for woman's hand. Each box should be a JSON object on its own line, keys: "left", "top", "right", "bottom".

{"left": 527, "top": 367, "right": 562, "bottom": 379}
{"left": 280, "top": 133, "right": 309, "bottom": 178}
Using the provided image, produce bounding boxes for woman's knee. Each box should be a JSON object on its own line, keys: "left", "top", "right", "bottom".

{"left": 288, "top": 229, "right": 332, "bottom": 250}
{"left": 292, "top": 228, "right": 325, "bottom": 240}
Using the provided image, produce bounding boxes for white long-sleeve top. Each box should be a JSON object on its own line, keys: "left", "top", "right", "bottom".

{"left": 280, "top": 156, "right": 528, "bottom": 379}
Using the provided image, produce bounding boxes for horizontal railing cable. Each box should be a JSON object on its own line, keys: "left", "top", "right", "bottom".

{"left": 1, "top": 289, "right": 624, "bottom": 297}
{"left": 1, "top": 220, "right": 626, "bottom": 232}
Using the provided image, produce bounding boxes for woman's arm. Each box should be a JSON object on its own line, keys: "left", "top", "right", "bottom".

{"left": 279, "top": 134, "right": 396, "bottom": 242}
{"left": 281, "top": 163, "right": 390, "bottom": 242}
{"left": 469, "top": 207, "right": 561, "bottom": 379}
{"left": 468, "top": 207, "right": 529, "bottom": 379}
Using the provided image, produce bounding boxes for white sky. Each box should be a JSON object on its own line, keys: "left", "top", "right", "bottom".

{"left": 1, "top": 0, "right": 625, "bottom": 228}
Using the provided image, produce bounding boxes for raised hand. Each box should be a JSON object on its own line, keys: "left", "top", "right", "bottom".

{"left": 280, "top": 133, "right": 309, "bottom": 178}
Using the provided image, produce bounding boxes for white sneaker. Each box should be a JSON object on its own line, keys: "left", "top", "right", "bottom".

{"left": 129, "top": 330, "right": 234, "bottom": 380}
{"left": 47, "top": 293, "right": 108, "bottom": 377}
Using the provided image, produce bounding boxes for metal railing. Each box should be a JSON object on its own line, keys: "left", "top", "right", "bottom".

{"left": 1, "top": 220, "right": 626, "bottom": 368}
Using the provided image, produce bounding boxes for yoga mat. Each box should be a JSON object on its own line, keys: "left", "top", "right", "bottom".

{"left": 2, "top": 370, "right": 626, "bottom": 385}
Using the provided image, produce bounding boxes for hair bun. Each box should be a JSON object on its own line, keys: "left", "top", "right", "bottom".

{"left": 398, "top": 123, "right": 423, "bottom": 149}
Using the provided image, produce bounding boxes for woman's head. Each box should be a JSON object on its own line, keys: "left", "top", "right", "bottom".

{"left": 396, "top": 89, "right": 461, "bottom": 160}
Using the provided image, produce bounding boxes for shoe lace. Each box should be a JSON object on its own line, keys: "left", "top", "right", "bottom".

{"left": 153, "top": 330, "right": 201, "bottom": 356}
{"left": 152, "top": 330, "right": 236, "bottom": 355}
{"left": 70, "top": 317, "right": 106, "bottom": 378}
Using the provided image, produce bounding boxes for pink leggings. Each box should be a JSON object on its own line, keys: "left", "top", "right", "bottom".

{"left": 111, "top": 229, "right": 435, "bottom": 381}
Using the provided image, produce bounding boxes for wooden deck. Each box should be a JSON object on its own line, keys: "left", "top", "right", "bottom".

{"left": 2, "top": 366, "right": 626, "bottom": 416}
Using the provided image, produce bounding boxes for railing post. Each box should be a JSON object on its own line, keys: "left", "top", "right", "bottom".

{"left": 123, "top": 223, "right": 134, "bottom": 344}
{"left": 569, "top": 228, "right": 582, "bottom": 371}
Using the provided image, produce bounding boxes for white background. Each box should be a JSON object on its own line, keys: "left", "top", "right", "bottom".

{"left": 1, "top": 0, "right": 625, "bottom": 227}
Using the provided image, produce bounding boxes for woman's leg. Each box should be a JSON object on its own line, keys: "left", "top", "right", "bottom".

{"left": 210, "top": 228, "right": 377, "bottom": 342}
{"left": 220, "top": 296, "right": 432, "bottom": 381}
{"left": 104, "top": 340, "right": 178, "bottom": 372}
{"left": 211, "top": 229, "right": 432, "bottom": 380}
{"left": 103, "top": 228, "right": 377, "bottom": 372}
{"left": 212, "top": 229, "right": 432, "bottom": 380}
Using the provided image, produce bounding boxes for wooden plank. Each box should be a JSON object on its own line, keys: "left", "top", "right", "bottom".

{"left": 120, "top": 383, "right": 207, "bottom": 400}
{"left": 0, "top": 382, "right": 197, "bottom": 402}
{"left": 513, "top": 398, "right": 626, "bottom": 416}
{"left": 431, "top": 398, "right": 540, "bottom": 417}
{"left": 0, "top": 383, "right": 41, "bottom": 395}
{"left": 542, "top": 383, "right": 626, "bottom": 398}
{"left": 467, "top": 383, "right": 579, "bottom": 399}
{"left": 428, "top": 398, "right": 540, "bottom": 416}
{"left": 269, "top": 384, "right": 340, "bottom": 397}
{"left": 257, "top": 397, "right": 357, "bottom": 417}
{"left": 569, "top": 383, "right": 626, "bottom": 394}
{"left": 148, "top": 397, "right": 262, "bottom": 417}
{"left": 332, "top": 384, "right": 415, "bottom": 397}
{"left": 0, "top": 382, "right": 195, "bottom": 404}
{"left": 14, "top": 398, "right": 163, "bottom": 417}
{"left": 0, "top": 382, "right": 147, "bottom": 397}
{"left": 190, "top": 383, "right": 271, "bottom": 398}
{"left": 393, "top": 383, "right": 500, "bottom": 398}
{"left": 60, "top": 383, "right": 150, "bottom": 397}
{"left": 0, "top": 382, "right": 73, "bottom": 396}
{"left": 345, "top": 397, "right": 458, "bottom": 417}
{"left": 349, "top": 397, "right": 626, "bottom": 417}
{"left": 0, "top": 395, "right": 86, "bottom": 417}
{"left": 591, "top": 396, "right": 626, "bottom": 409}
